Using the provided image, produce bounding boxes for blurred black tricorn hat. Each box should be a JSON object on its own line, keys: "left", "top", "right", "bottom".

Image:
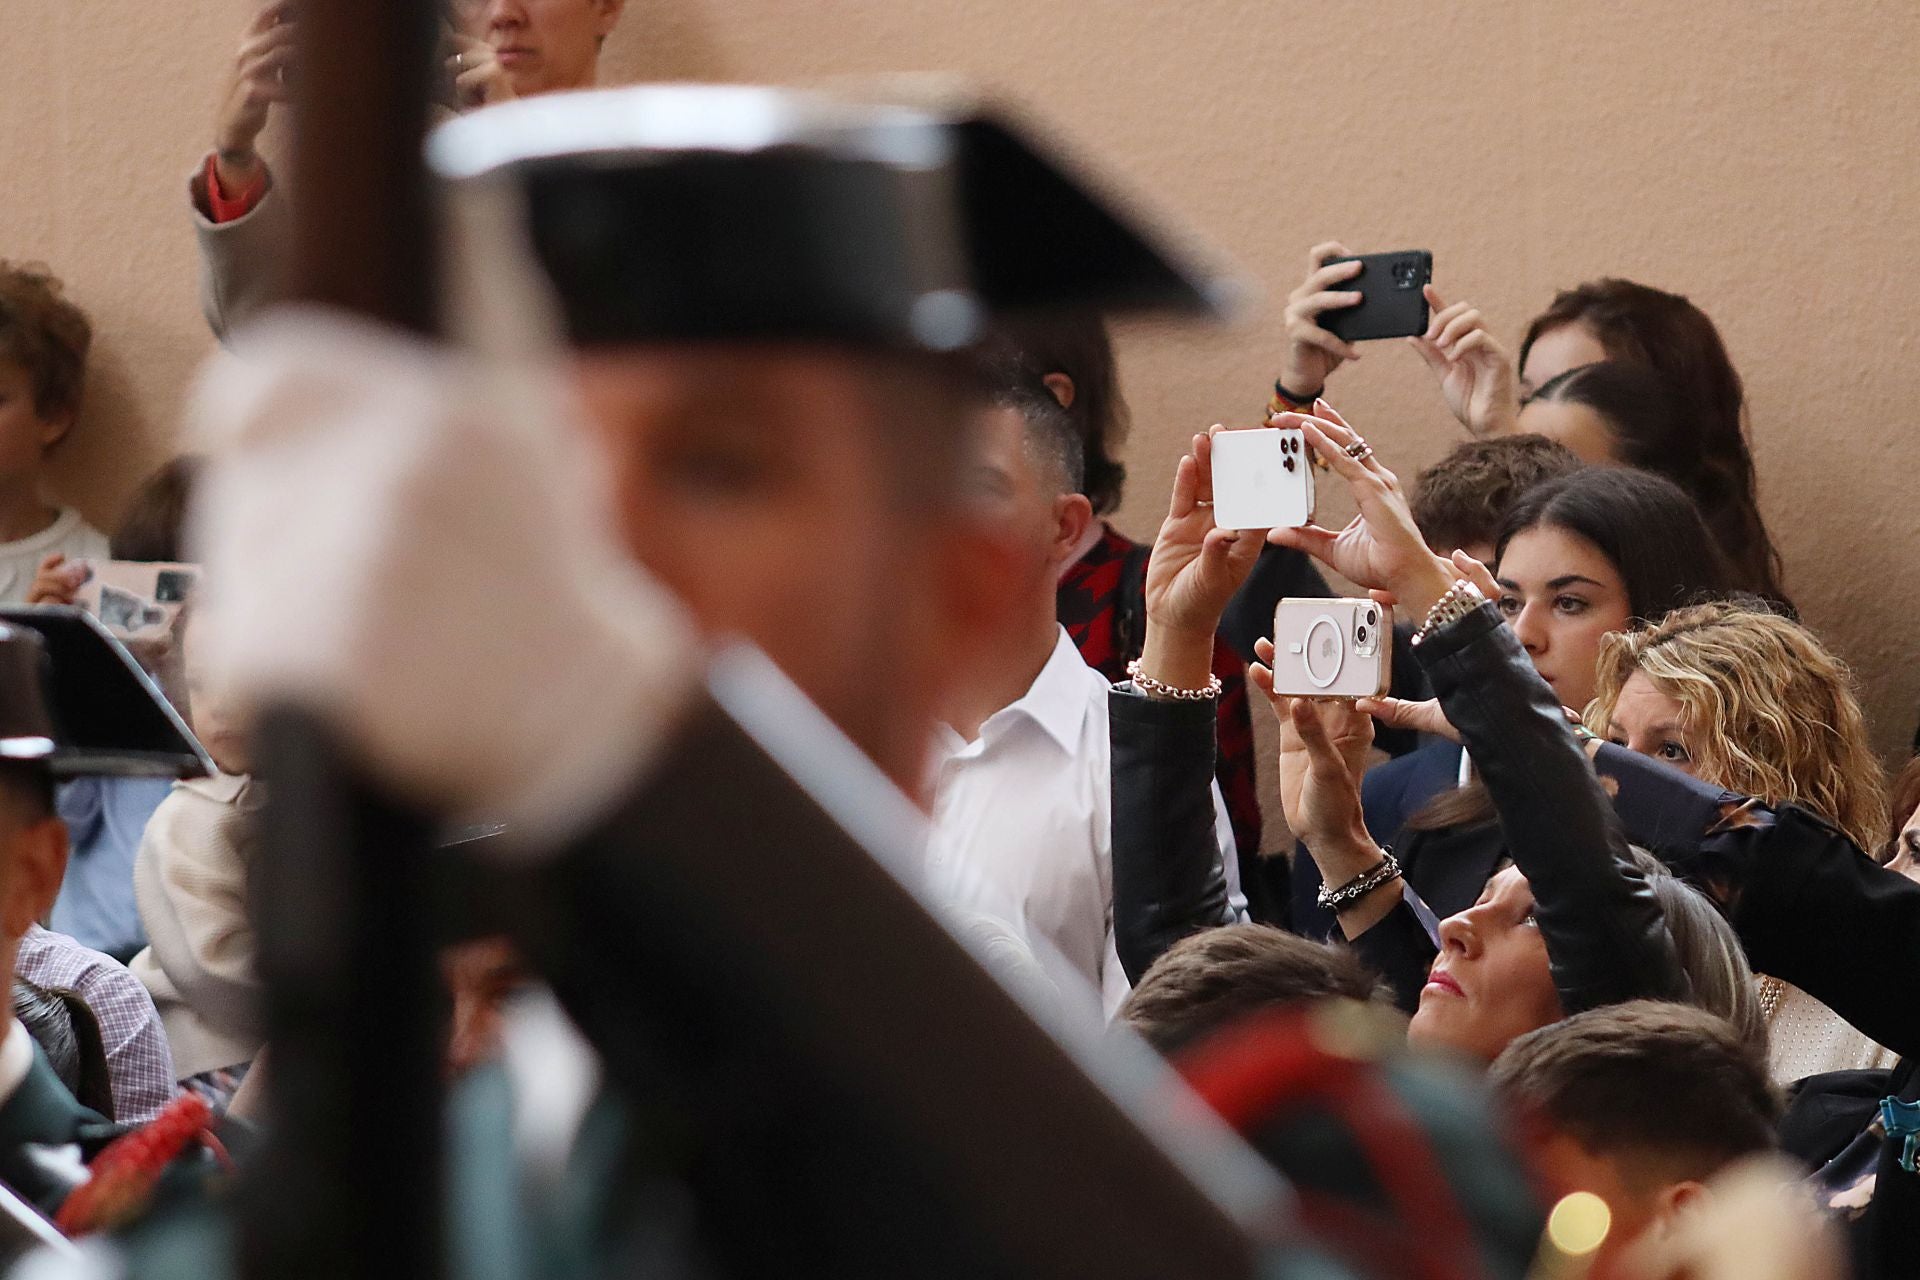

{"left": 0, "top": 608, "right": 211, "bottom": 780}
{"left": 0, "top": 625, "right": 57, "bottom": 766}
{"left": 427, "top": 83, "right": 1245, "bottom": 351}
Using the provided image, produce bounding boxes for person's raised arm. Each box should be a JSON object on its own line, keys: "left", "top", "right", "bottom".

{"left": 1270, "top": 243, "right": 1366, "bottom": 410}
{"left": 1272, "top": 405, "right": 1686, "bottom": 1013}
{"left": 206, "top": 1, "right": 298, "bottom": 214}
{"left": 1111, "top": 429, "right": 1263, "bottom": 981}
{"left": 1408, "top": 286, "right": 1520, "bottom": 439}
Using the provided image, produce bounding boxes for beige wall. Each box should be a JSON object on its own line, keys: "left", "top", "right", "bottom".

{"left": 9, "top": 1, "right": 1920, "bottom": 778}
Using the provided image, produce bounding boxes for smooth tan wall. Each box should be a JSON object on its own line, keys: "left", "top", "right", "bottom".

{"left": 9, "top": 2, "right": 1920, "bottom": 781}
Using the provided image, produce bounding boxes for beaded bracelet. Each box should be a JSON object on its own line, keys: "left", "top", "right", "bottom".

{"left": 1316, "top": 848, "right": 1403, "bottom": 912}
{"left": 1125, "top": 659, "right": 1223, "bottom": 702}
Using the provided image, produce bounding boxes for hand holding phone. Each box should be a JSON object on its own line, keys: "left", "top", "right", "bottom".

{"left": 1209, "top": 427, "right": 1315, "bottom": 531}
{"left": 1267, "top": 597, "right": 1392, "bottom": 699}
{"left": 1318, "top": 251, "right": 1433, "bottom": 343}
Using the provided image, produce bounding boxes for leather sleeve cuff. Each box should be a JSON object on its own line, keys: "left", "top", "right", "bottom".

{"left": 1407, "top": 599, "right": 1506, "bottom": 676}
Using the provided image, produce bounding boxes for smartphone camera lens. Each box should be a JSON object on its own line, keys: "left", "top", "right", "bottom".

{"left": 1366, "top": 607, "right": 1377, "bottom": 625}
{"left": 1356, "top": 625, "right": 1368, "bottom": 643}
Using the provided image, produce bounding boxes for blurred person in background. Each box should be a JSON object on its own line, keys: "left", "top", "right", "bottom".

{"left": 191, "top": 0, "right": 628, "bottom": 340}
{"left": 0, "top": 263, "right": 105, "bottom": 604}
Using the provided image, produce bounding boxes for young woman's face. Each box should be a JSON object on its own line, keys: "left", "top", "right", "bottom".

{"left": 1602, "top": 671, "right": 1701, "bottom": 777}
{"left": 1519, "top": 321, "right": 1609, "bottom": 397}
{"left": 1409, "top": 866, "right": 1564, "bottom": 1061}
{"left": 1514, "top": 397, "right": 1621, "bottom": 465}
{"left": 1494, "top": 526, "right": 1635, "bottom": 712}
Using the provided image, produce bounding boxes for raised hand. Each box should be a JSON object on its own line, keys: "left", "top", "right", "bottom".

{"left": 443, "top": 33, "right": 515, "bottom": 110}
{"left": 1408, "top": 286, "right": 1520, "bottom": 437}
{"left": 1134, "top": 428, "right": 1265, "bottom": 692}
{"left": 1265, "top": 402, "right": 1457, "bottom": 617}
{"left": 213, "top": 1, "right": 297, "bottom": 191}
{"left": 1277, "top": 242, "right": 1365, "bottom": 400}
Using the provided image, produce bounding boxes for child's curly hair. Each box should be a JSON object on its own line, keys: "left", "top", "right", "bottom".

{"left": 0, "top": 261, "right": 92, "bottom": 427}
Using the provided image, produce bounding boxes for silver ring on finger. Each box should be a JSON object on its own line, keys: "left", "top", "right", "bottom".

{"left": 453, "top": 51, "right": 467, "bottom": 69}
{"left": 1344, "top": 439, "right": 1373, "bottom": 461}
{"left": 1194, "top": 500, "right": 1213, "bottom": 508}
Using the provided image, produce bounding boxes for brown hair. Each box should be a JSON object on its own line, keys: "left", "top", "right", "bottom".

{"left": 977, "top": 314, "right": 1129, "bottom": 515}
{"left": 0, "top": 262, "right": 92, "bottom": 427}
{"left": 1407, "top": 468, "right": 1733, "bottom": 835}
{"left": 111, "top": 456, "right": 204, "bottom": 563}
{"left": 1409, "top": 434, "right": 1583, "bottom": 557}
{"left": 1888, "top": 757, "right": 1920, "bottom": 862}
{"left": 1489, "top": 1001, "right": 1778, "bottom": 1188}
{"left": 1586, "top": 601, "right": 1889, "bottom": 855}
{"left": 1519, "top": 279, "right": 1783, "bottom": 600}
{"left": 1119, "top": 924, "right": 1393, "bottom": 1057}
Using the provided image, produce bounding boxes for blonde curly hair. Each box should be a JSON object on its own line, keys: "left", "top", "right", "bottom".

{"left": 1585, "top": 601, "right": 1888, "bottom": 855}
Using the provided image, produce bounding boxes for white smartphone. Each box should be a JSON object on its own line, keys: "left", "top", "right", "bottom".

{"left": 1209, "top": 427, "right": 1314, "bottom": 531}
{"left": 1269, "top": 597, "right": 1391, "bottom": 699}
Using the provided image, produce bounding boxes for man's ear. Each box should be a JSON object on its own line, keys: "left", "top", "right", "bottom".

{"left": 1051, "top": 492, "right": 1094, "bottom": 572}
{"left": 596, "top": 0, "right": 628, "bottom": 36}
{"left": 38, "top": 410, "right": 73, "bottom": 453}
{"left": 1653, "top": 1178, "right": 1707, "bottom": 1226}
{"left": 5, "top": 816, "right": 67, "bottom": 938}
{"left": 1041, "top": 372, "right": 1076, "bottom": 410}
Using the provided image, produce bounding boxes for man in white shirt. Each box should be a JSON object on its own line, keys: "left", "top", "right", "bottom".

{"left": 928, "top": 371, "right": 1240, "bottom": 1020}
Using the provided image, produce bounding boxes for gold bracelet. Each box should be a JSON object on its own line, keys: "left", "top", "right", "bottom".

{"left": 1126, "top": 659, "right": 1222, "bottom": 702}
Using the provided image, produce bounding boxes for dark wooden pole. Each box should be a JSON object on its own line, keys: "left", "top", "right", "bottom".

{"left": 286, "top": 0, "right": 442, "bottom": 334}
{"left": 236, "top": 2, "right": 445, "bottom": 1277}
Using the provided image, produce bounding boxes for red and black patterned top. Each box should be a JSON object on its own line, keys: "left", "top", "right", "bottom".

{"left": 1057, "top": 524, "right": 1262, "bottom": 862}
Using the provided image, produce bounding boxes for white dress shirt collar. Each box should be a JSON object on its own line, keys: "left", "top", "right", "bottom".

{"left": 954, "top": 627, "right": 1094, "bottom": 758}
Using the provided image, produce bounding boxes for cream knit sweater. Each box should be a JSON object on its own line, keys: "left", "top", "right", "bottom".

{"left": 128, "top": 773, "right": 264, "bottom": 1080}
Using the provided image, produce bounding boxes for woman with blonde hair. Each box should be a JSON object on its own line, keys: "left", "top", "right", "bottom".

{"left": 1586, "top": 600, "right": 1891, "bottom": 1082}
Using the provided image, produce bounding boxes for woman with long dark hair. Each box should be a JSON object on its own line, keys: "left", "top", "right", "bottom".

{"left": 1419, "top": 276, "right": 1785, "bottom": 600}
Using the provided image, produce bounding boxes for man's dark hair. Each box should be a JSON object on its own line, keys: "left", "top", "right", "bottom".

{"left": 976, "top": 354, "right": 1087, "bottom": 497}
{"left": 1409, "top": 435, "right": 1582, "bottom": 556}
{"left": 1489, "top": 1001, "right": 1778, "bottom": 1188}
{"left": 975, "top": 315, "right": 1124, "bottom": 512}
{"left": 1120, "top": 924, "right": 1393, "bottom": 1058}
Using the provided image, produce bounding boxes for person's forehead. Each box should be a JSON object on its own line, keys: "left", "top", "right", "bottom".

{"left": 1498, "top": 526, "right": 1617, "bottom": 585}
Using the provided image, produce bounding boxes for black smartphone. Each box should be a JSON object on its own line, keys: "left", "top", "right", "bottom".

{"left": 1319, "top": 250, "right": 1432, "bottom": 343}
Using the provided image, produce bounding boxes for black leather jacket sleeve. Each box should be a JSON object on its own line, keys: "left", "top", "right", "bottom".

{"left": 1412, "top": 602, "right": 1688, "bottom": 1014}
{"left": 1108, "top": 684, "right": 1234, "bottom": 984}
{"left": 1601, "top": 745, "right": 1920, "bottom": 1062}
